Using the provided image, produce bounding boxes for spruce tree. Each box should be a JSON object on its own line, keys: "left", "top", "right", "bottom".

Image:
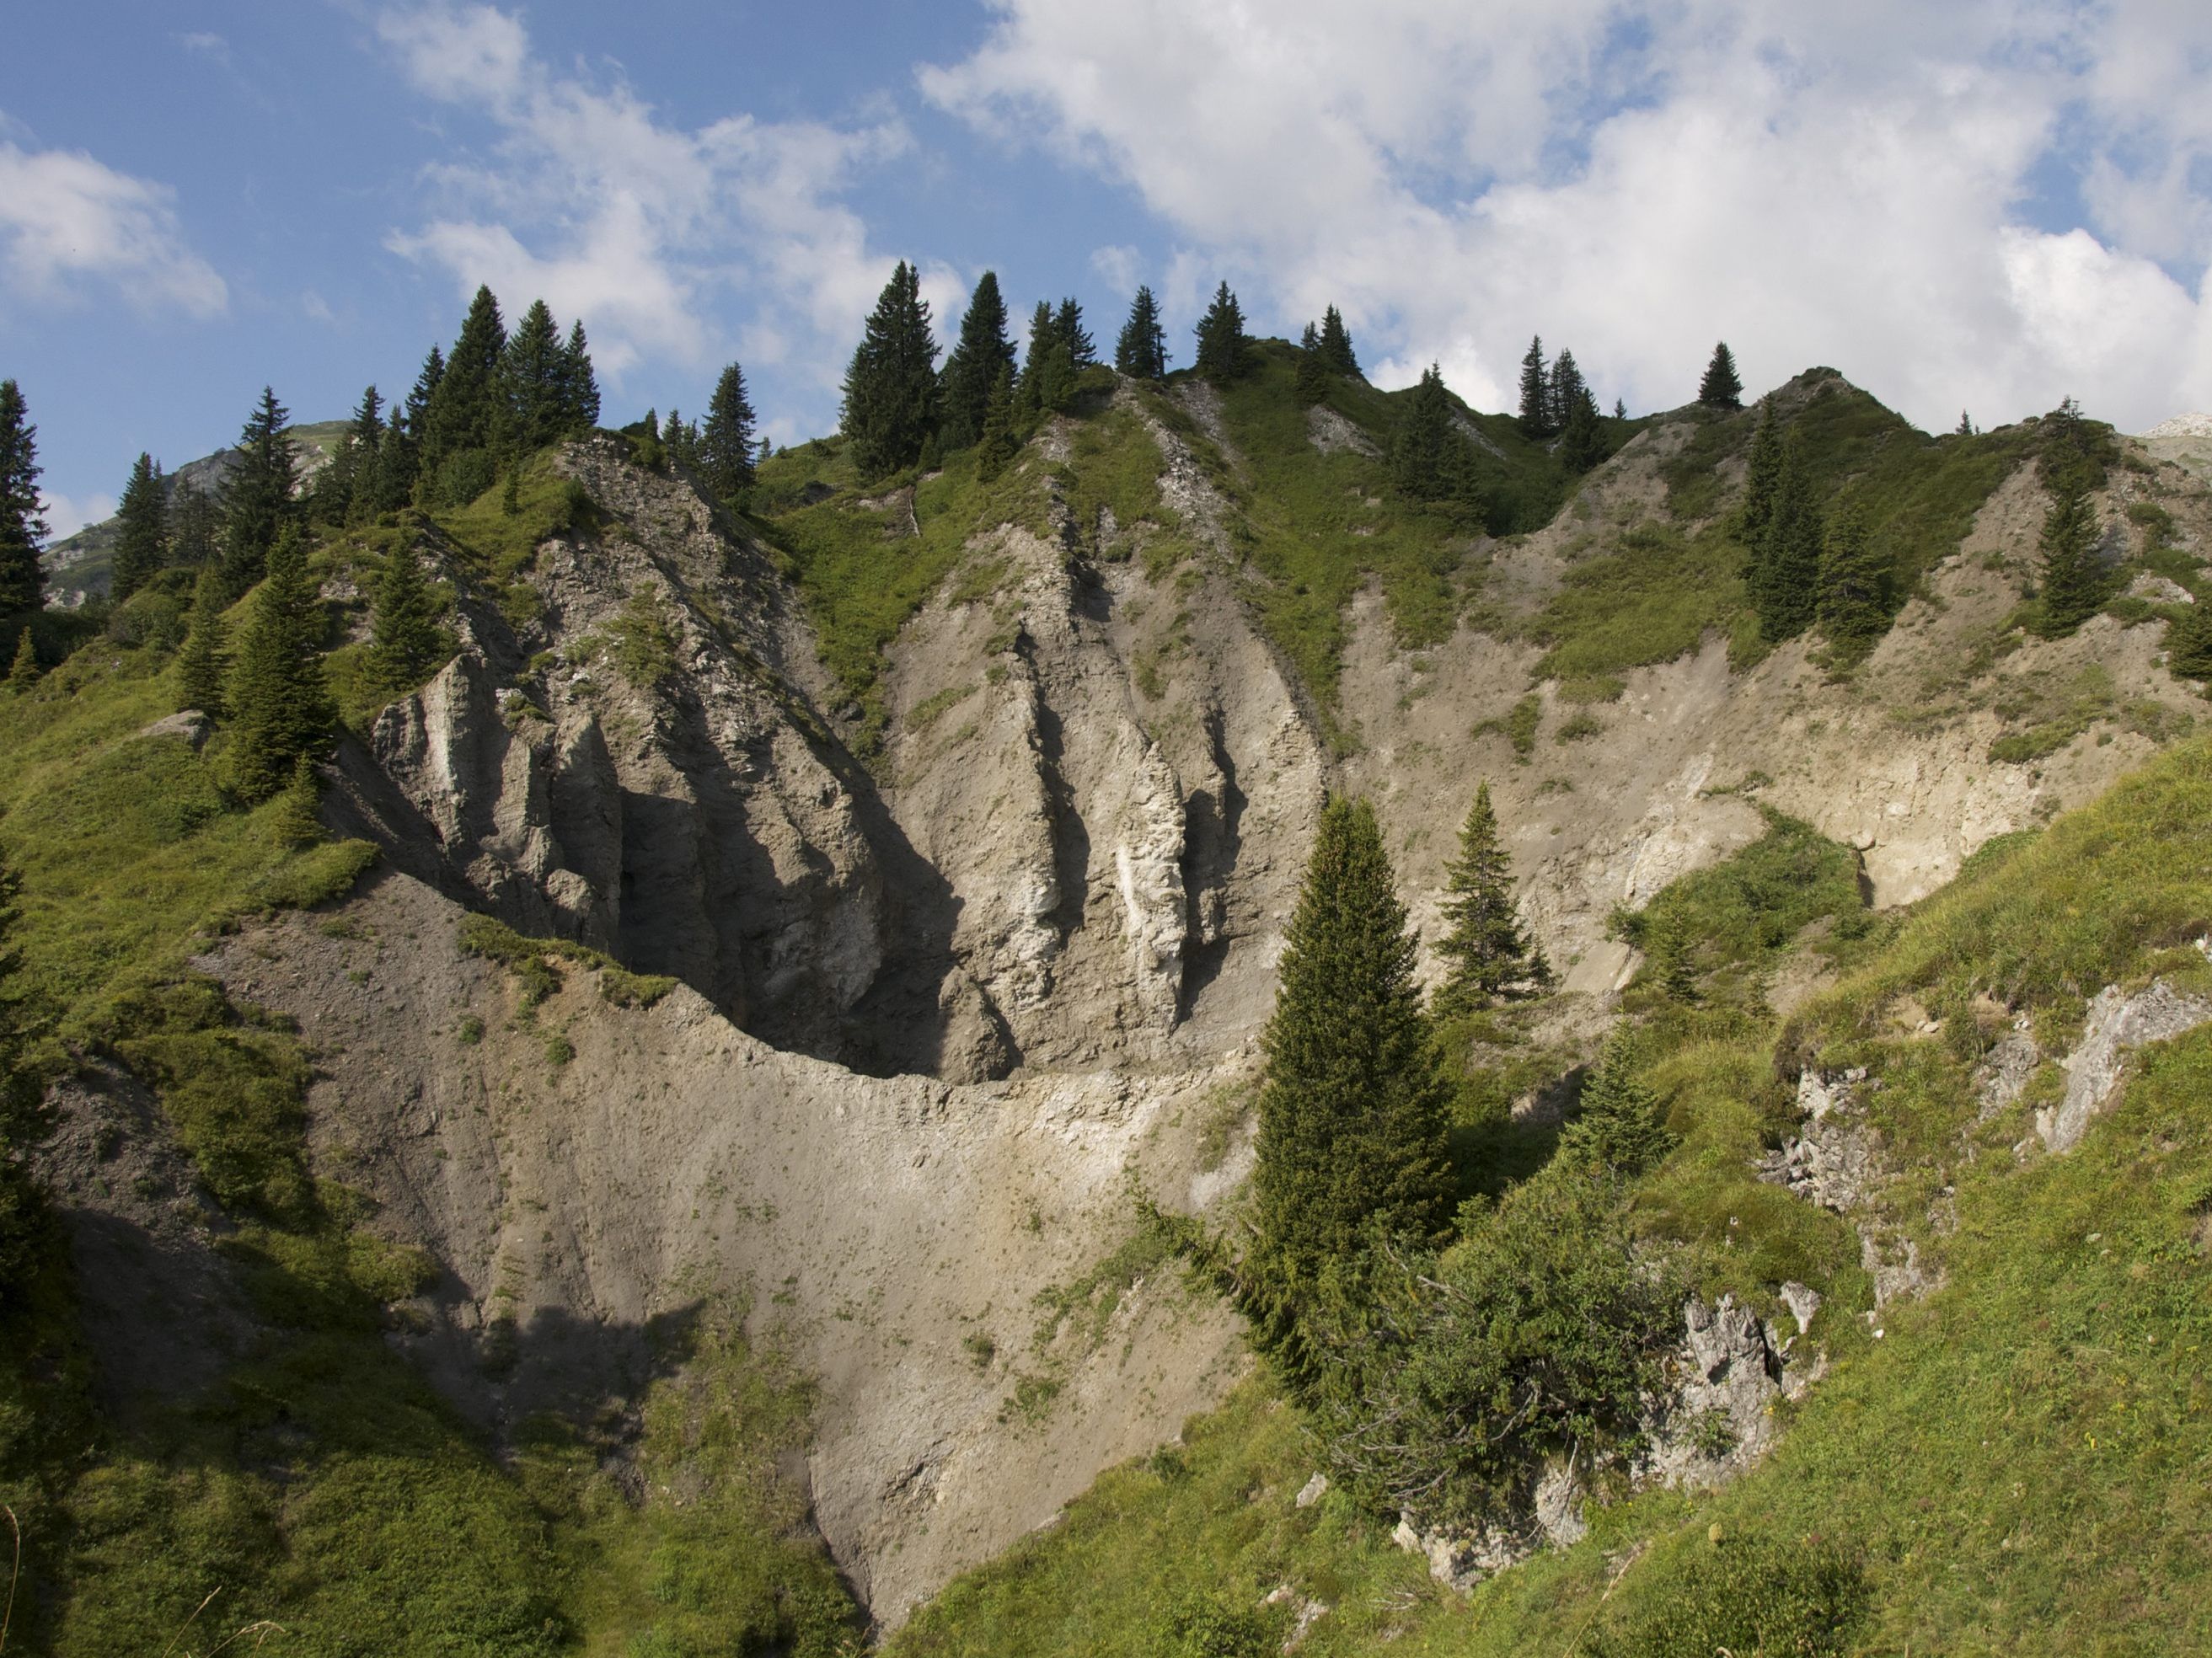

{"left": 1319, "top": 304, "right": 1359, "bottom": 377}
{"left": 2036, "top": 471, "right": 2105, "bottom": 636}
{"left": 369, "top": 538, "right": 443, "bottom": 691}
{"left": 0, "top": 380, "right": 50, "bottom": 618}
{"left": 1614, "top": 397, "right": 1627, "bottom": 420}
{"left": 1517, "top": 335, "right": 1552, "bottom": 438}
{"left": 1816, "top": 500, "right": 1889, "bottom": 649}
{"left": 370, "top": 411, "right": 418, "bottom": 517}
{"left": 1955, "top": 410, "right": 1976, "bottom": 437}
{"left": 1699, "top": 340, "right": 1743, "bottom": 409}
{"left": 1294, "top": 322, "right": 1330, "bottom": 405}
{"left": 1749, "top": 431, "right": 1822, "bottom": 641}
{"left": 1251, "top": 796, "right": 1453, "bottom": 1291}
{"left": 1557, "top": 382, "right": 1607, "bottom": 473}
{"left": 1018, "top": 301, "right": 1055, "bottom": 419}
{"left": 267, "top": 753, "right": 324, "bottom": 848}
{"left": 6, "top": 628, "right": 37, "bottom": 693}
{"left": 840, "top": 260, "right": 940, "bottom": 479}
{"left": 560, "top": 321, "right": 602, "bottom": 431}
{"left": 224, "top": 524, "right": 335, "bottom": 801}
{"left": 111, "top": 452, "right": 171, "bottom": 603}
{"left": 421, "top": 284, "right": 508, "bottom": 497}
{"left": 1435, "top": 781, "right": 1545, "bottom": 1011}
{"left": 1548, "top": 349, "right": 1588, "bottom": 436}
{"left": 1114, "top": 285, "right": 1169, "bottom": 380}
{"left": 699, "top": 361, "right": 759, "bottom": 505}
{"left": 176, "top": 564, "right": 228, "bottom": 716}
{"left": 1192, "top": 282, "right": 1249, "bottom": 382}
{"left": 404, "top": 345, "right": 446, "bottom": 441}
{"left": 976, "top": 365, "right": 1020, "bottom": 482}
{"left": 502, "top": 298, "right": 568, "bottom": 451}
{"left": 217, "top": 387, "right": 297, "bottom": 596}
{"left": 940, "top": 272, "right": 1016, "bottom": 448}
{"left": 1054, "top": 297, "right": 1095, "bottom": 368}
{"left": 1392, "top": 365, "right": 1454, "bottom": 500}
{"left": 2164, "top": 596, "right": 2212, "bottom": 681}
{"left": 1558, "top": 1038, "right": 1673, "bottom": 1174}
{"left": 324, "top": 385, "right": 383, "bottom": 526}
{"left": 1738, "top": 398, "right": 1783, "bottom": 548}
{"left": 170, "top": 483, "right": 222, "bottom": 568}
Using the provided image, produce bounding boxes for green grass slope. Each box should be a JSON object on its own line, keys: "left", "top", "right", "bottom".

{"left": 892, "top": 735, "right": 2212, "bottom": 1658}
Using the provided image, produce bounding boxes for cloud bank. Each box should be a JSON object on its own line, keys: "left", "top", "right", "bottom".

{"left": 0, "top": 135, "right": 226, "bottom": 319}
{"left": 923, "top": 0, "right": 2212, "bottom": 431}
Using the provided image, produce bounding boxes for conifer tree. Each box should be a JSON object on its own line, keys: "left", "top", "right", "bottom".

{"left": 1054, "top": 297, "right": 1096, "bottom": 368}
{"left": 940, "top": 272, "right": 1016, "bottom": 448}
{"left": 1558, "top": 1037, "right": 1673, "bottom": 1174}
{"left": 267, "top": 753, "right": 324, "bottom": 848}
{"left": 217, "top": 387, "right": 297, "bottom": 596}
{"left": 1294, "top": 322, "right": 1330, "bottom": 405}
{"left": 224, "top": 524, "right": 335, "bottom": 801}
{"left": 976, "top": 365, "right": 1020, "bottom": 483}
{"left": 405, "top": 345, "right": 446, "bottom": 440}
{"left": 1955, "top": 410, "right": 1976, "bottom": 437}
{"left": 1020, "top": 299, "right": 1077, "bottom": 418}
{"left": 111, "top": 452, "right": 170, "bottom": 603}
{"left": 323, "top": 385, "right": 383, "bottom": 526}
{"left": 6, "top": 628, "right": 37, "bottom": 693}
{"left": 1749, "top": 431, "right": 1822, "bottom": 641}
{"left": 1251, "top": 796, "right": 1453, "bottom": 1290}
{"left": 840, "top": 260, "right": 940, "bottom": 479}
{"left": 1114, "top": 285, "right": 1169, "bottom": 380}
{"left": 1392, "top": 365, "right": 1454, "bottom": 500}
{"left": 661, "top": 409, "right": 701, "bottom": 473}
{"left": 1816, "top": 500, "right": 1889, "bottom": 649}
{"left": 2164, "top": 594, "right": 2212, "bottom": 681}
{"left": 1548, "top": 349, "right": 1588, "bottom": 436}
{"left": 1558, "top": 383, "right": 1607, "bottom": 473}
{"left": 370, "top": 411, "right": 418, "bottom": 517}
{"left": 1738, "top": 398, "right": 1783, "bottom": 548}
{"left": 1699, "top": 340, "right": 1743, "bottom": 409}
{"left": 560, "top": 321, "right": 601, "bottom": 431}
{"left": 170, "top": 484, "right": 222, "bottom": 568}
{"left": 502, "top": 298, "right": 568, "bottom": 451}
{"left": 1614, "top": 397, "right": 1627, "bottom": 420}
{"left": 699, "top": 362, "right": 759, "bottom": 505}
{"left": 369, "top": 538, "right": 443, "bottom": 691}
{"left": 175, "top": 564, "right": 228, "bottom": 716}
{"left": 1435, "top": 781, "right": 1546, "bottom": 1011}
{"left": 1517, "top": 335, "right": 1552, "bottom": 438}
{"left": 421, "top": 284, "right": 509, "bottom": 497}
{"left": 1319, "top": 304, "right": 1359, "bottom": 377}
{"left": 1193, "top": 282, "right": 1249, "bottom": 382}
{"left": 2035, "top": 471, "right": 2105, "bottom": 636}
{"left": 0, "top": 380, "right": 50, "bottom": 618}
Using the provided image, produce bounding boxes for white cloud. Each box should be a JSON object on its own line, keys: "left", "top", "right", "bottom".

{"left": 924, "top": 0, "right": 2212, "bottom": 431}
{"left": 1090, "top": 243, "right": 1139, "bottom": 295}
{"left": 377, "top": 3, "right": 920, "bottom": 400}
{"left": 40, "top": 489, "right": 115, "bottom": 543}
{"left": 0, "top": 136, "right": 226, "bottom": 318}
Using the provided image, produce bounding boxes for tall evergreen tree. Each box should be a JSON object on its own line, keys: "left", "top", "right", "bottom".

{"left": 224, "top": 524, "right": 334, "bottom": 800}
{"left": 1294, "top": 322, "right": 1330, "bottom": 405}
{"left": 110, "top": 452, "right": 170, "bottom": 603}
{"left": 502, "top": 298, "right": 569, "bottom": 451}
{"left": 1435, "top": 781, "right": 1546, "bottom": 1012}
{"left": 1557, "top": 381, "right": 1607, "bottom": 473}
{"left": 840, "top": 261, "right": 941, "bottom": 479}
{"left": 1319, "top": 305, "right": 1359, "bottom": 377}
{"left": 1114, "top": 285, "right": 1169, "bottom": 380}
{"left": 170, "top": 483, "right": 222, "bottom": 569}
{"left": 1614, "top": 397, "right": 1627, "bottom": 420}
{"left": 1816, "top": 500, "right": 1889, "bottom": 649}
{"left": 1699, "top": 340, "right": 1743, "bottom": 409}
{"left": 1020, "top": 299, "right": 1077, "bottom": 418}
{"left": 940, "top": 272, "right": 1016, "bottom": 448}
{"left": 1251, "top": 796, "right": 1453, "bottom": 1294}
{"left": 1749, "top": 431, "right": 1822, "bottom": 641}
{"left": 1392, "top": 365, "right": 1454, "bottom": 500}
{"left": 2035, "top": 471, "right": 2105, "bottom": 636}
{"left": 1053, "top": 297, "right": 1096, "bottom": 368}
{"left": 318, "top": 385, "right": 383, "bottom": 527}
{"left": 1192, "top": 282, "right": 1249, "bottom": 382}
{"left": 404, "top": 345, "right": 446, "bottom": 439}
{"left": 699, "top": 362, "right": 760, "bottom": 505}
{"left": 175, "top": 564, "right": 229, "bottom": 716}
{"left": 420, "top": 284, "right": 509, "bottom": 497}
{"left": 217, "top": 387, "right": 297, "bottom": 595}
{"left": 0, "top": 380, "right": 49, "bottom": 618}
{"left": 1517, "top": 335, "right": 1552, "bottom": 438}
{"left": 1737, "top": 398, "right": 1783, "bottom": 548}
{"left": 369, "top": 410, "right": 418, "bottom": 517}
{"left": 559, "top": 321, "right": 602, "bottom": 431}
{"left": 369, "top": 538, "right": 443, "bottom": 691}
{"left": 975, "top": 365, "right": 1020, "bottom": 483}
{"left": 1548, "top": 349, "right": 1588, "bottom": 436}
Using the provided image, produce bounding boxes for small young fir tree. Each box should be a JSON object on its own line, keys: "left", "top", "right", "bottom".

{"left": 224, "top": 524, "right": 335, "bottom": 801}
{"left": 1053, "top": 297, "right": 1095, "bottom": 368}
{"left": 1816, "top": 500, "right": 1889, "bottom": 650}
{"left": 1434, "top": 780, "right": 1548, "bottom": 1012}
{"left": 1318, "top": 304, "right": 1359, "bottom": 377}
{"left": 975, "top": 365, "right": 1020, "bottom": 482}
{"left": 1113, "top": 285, "right": 1169, "bottom": 380}
{"left": 1192, "top": 281, "right": 1248, "bottom": 382}
{"left": 1748, "top": 430, "right": 1822, "bottom": 642}
{"left": 1699, "top": 340, "right": 1744, "bottom": 409}
{"left": 110, "top": 451, "right": 170, "bottom": 603}
{"left": 175, "top": 563, "right": 229, "bottom": 717}
{"left": 1294, "top": 322, "right": 1330, "bottom": 405}
{"left": 699, "top": 361, "right": 759, "bottom": 505}
{"left": 5, "top": 628, "right": 37, "bottom": 693}
{"left": 2035, "top": 471, "right": 2105, "bottom": 636}
{"left": 369, "top": 538, "right": 444, "bottom": 692}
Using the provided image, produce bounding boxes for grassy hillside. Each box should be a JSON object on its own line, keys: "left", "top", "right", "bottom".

{"left": 892, "top": 735, "right": 2212, "bottom": 1657}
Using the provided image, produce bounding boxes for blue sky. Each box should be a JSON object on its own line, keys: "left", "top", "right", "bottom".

{"left": 6, "top": 1, "right": 2212, "bottom": 536}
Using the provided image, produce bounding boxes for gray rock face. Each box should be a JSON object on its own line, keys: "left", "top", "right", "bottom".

{"left": 1642, "top": 1295, "right": 1786, "bottom": 1489}
{"left": 2039, "top": 976, "right": 2212, "bottom": 1152}
{"left": 1756, "top": 1068, "right": 1884, "bottom": 1213}
{"left": 138, "top": 709, "right": 213, "bottom": 749}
